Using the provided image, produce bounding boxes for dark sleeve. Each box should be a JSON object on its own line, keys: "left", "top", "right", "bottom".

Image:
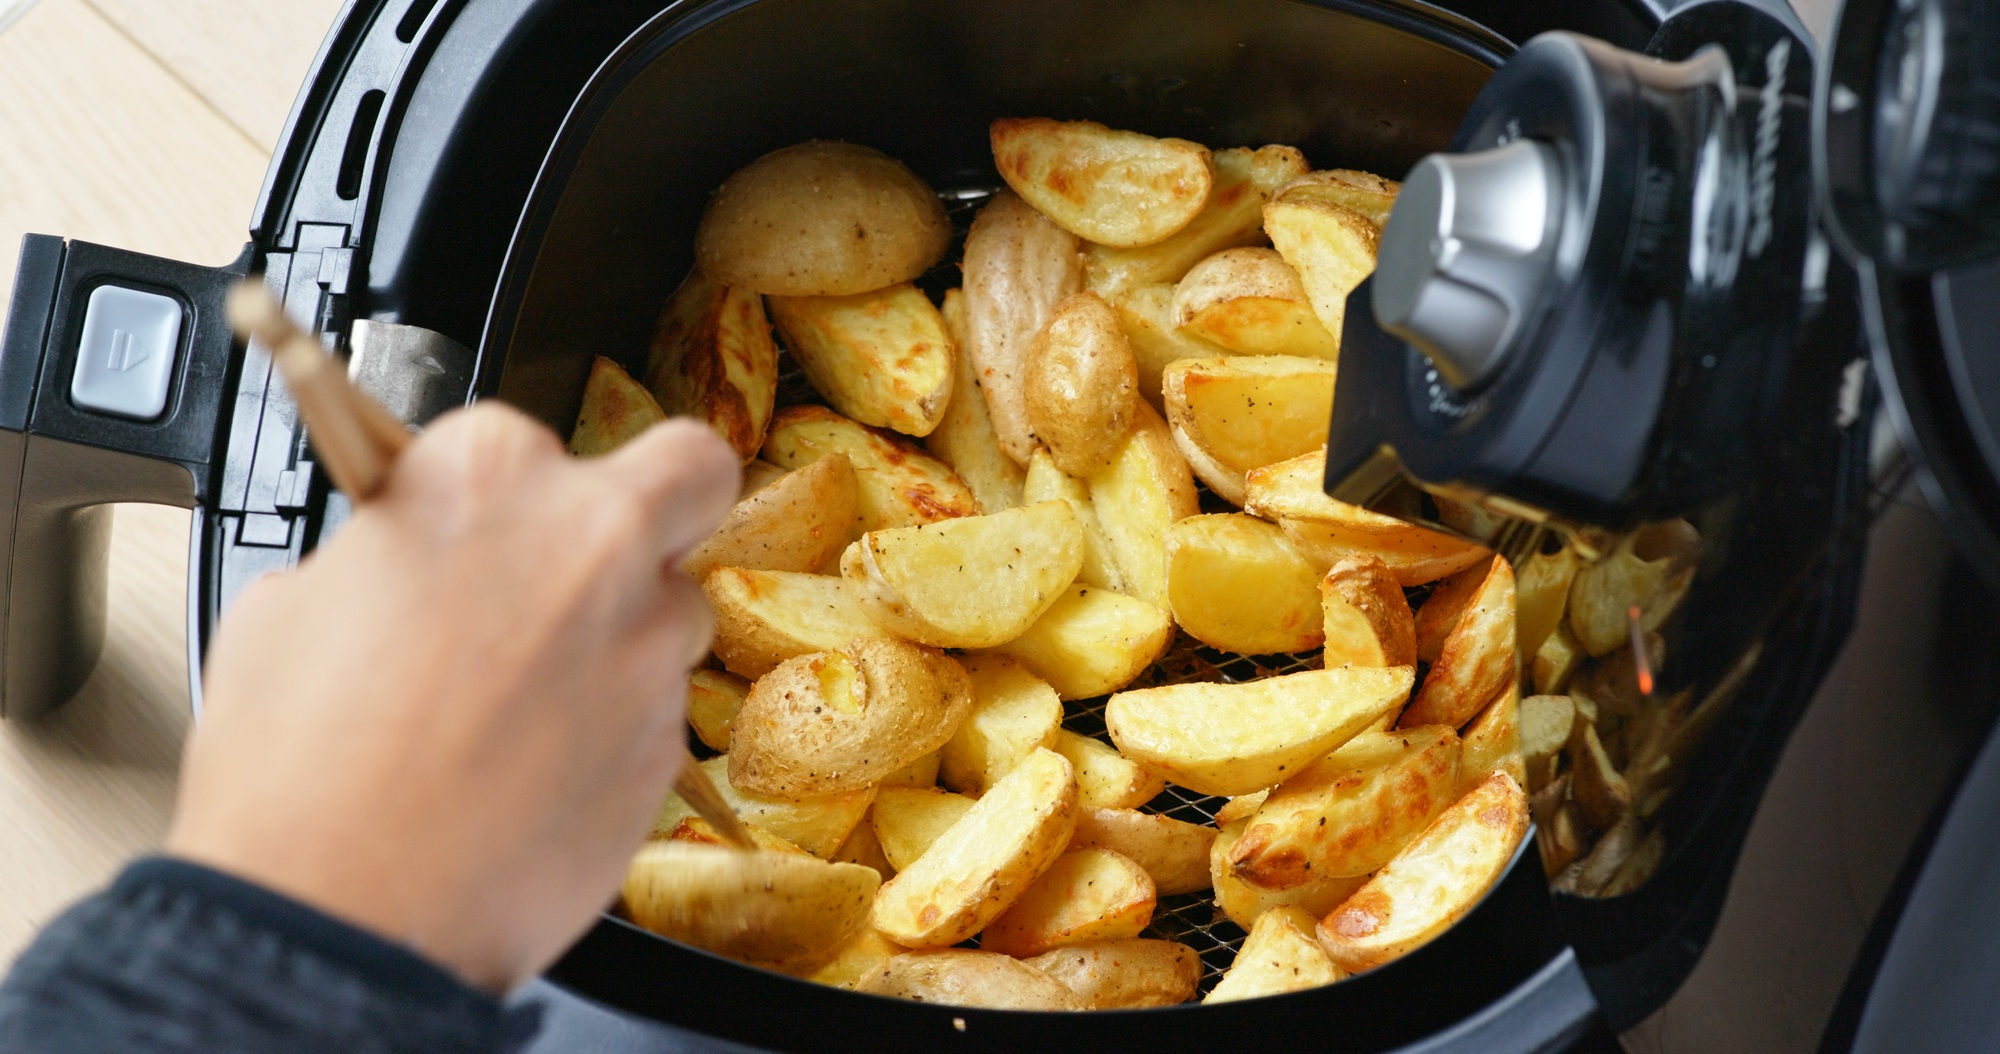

{"left": 0, "top": 858, "right": 541, "bottom": 1054}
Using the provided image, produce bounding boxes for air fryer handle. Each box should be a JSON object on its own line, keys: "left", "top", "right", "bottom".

{"left": 0, "top": 234, "right": 246, "bottom": 720}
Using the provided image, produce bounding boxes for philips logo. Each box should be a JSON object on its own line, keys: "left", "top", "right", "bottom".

{"left": 1747, "top": 38, "right": 1791, "bottom": 257}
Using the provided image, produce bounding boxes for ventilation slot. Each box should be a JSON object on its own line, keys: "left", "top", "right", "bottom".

{"left": 336, "top": 89, "right": 386, "bottom": 201}
{"left": 396, "top": 0, "right": 443, "bottom": 42}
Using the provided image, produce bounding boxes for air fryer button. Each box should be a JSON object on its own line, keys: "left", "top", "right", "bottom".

{"left": 70, "top": 284, "right": 181, "bottom": 421}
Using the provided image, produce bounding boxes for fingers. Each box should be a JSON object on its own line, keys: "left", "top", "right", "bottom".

{"left": 597, "top": 418, "right": 740, "bottom": 564}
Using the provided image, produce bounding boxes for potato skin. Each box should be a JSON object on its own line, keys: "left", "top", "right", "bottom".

{"left": 1170, "top": 247, "right": 1338, "bottom": 359}
{"left": 621, "top": 842, "right": 879, "bottom": 974}
{"left": 858, "top": 949, "right": 1086, "bottom": 1010}
{"left": 763, "top": 405, "right": 979, "bottom": 531}
{"left": 1026, "top": 939, "right": 1201, "bottom": 1009}
{"left": 682, "top": 453, "right": 858, "bottom": 580}
{"left": 963, "top": 191, "right": 1085, "bottom": 463}
{"left": 569, "top": 356, "right": 665, "bottom": 457}
{"left": 926, "top": 288, "right": 1026, "bottom": 513}
{"left": 991, "top": 118, "right": 1214, "bottom": 248}
{"left": 1321, "top": 554, "right": 1417, "bottom": 669}
{"left": 643, "top": 270, "right": 780, "bottom": 460}
{"left": 695, "top": 141, "right": 949, "bottom": 297}
{"left": 1025, "top": 292, "right": 1139, "bottom": 477}
{"left": 1401, "top": 556, "right": 1516, "bottom": 730}
{"left": 768, "top": 283, "right": 955, "bottom": 437}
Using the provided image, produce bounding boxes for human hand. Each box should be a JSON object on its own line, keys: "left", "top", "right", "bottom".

{"left": 166, "top": 403, "right": 738, "bottom": 993}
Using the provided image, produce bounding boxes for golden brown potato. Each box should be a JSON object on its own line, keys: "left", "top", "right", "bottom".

{"left": 739, "top": 458, "right": 790, "bottom": 497}
{"left": 878, "top": 750, "right": 941, "bottom": 789}
{"left": 982, "top": 585, "right": 1175, "bottom": 700}
{"left": 1069, "top": 807, "right": 1214, "bottom": 895}
{"left": 728, "top": 640, "right": 973, "bottom": 797}
{"left": 873, "top": 747, "right": 1079, "bottom": 948}
{"left": 1533, "top": 623, "right": 1585, "bottom": 694}
{"left": 1322, "top": 554, "right": 1417, "bottom": 669}
{"left": 1023, "top": 448, "right": 1127, "bottom": 591}
{"left": 1103, "top": 282, "right": 1232, "bottom": 410}
{"left": 1230, "top": 727, "right": 1461, "bottom": 886}
{"left": 938, "top": 655, "right": 1064, "bottom": 796}
{"left": 762, "top": 405, "right": 978, "bottom": 532}
{"left": 1165, "top": 513, "right": 1323, "bottom": 655}
{"left": 1211, "top": 819, "right": 1368, "bottom": 930}
{"left": 1569, "top": 520, "right": 1699, "bottom": 656}
{"left": 1107, "top": 665, "right": 1415, "bottom": 796}
{"left": 1026, "top": 939, "right": 1202, "bottom": 1009}
{"left": 702, "top": 568, "right": 884, "bottom": 679}
{"left": 1460, "top": 685, "right": 1525, "bottom": 794}
{"left": 1317, "top": 772, "right": 1528, "bottom": 972}
{"left": 841, "top": 501, "right": 1083, "bottom": 648}
{"left": 962, "top": 190, "right": 1085, "bottom": 464}
{"left": 1401, "top": 557, "right": 1516, "bottom": 730}
{"left": 1244, "top": 450, "right": 1493, "bottom": 585}
{"left": 808, "top": 928, "right": 906, "bottom": 989}
{"left": 831, "top": 817, "right": 896, "bottom": 880}
{"left": 1515, "top": 544, "right": 1582, "bottom": 662}
{"left": 857, "top": 949, "right": 1086, "bottom": 1010}
{"left": 1086, "top": 145, "right": 1310, "bottom": 297}
{"left": 1025, "top": 292, "right": 1140, "bottom": 476}
{"left": 1214, "top": 791, "right": 1270, "bottom": 827}
{"left": 695, "top": 141, "right": 949, "bottom": 297}
{"left": 1088, "top": 401, "right": 1200, "bottom": 609}
{"left": 1051, "top": 730, "right": 1166, "bottom": 811}
{"left": 622, "top": 842, "right": 879, "bottom": 974}
{"left": 1413, "top": 558, "right": 1491, "bottom": 665}
{"left": 872, "top": 787, "right": 979, "bottom": 871}
{"left": 768, "top": 284, "right": 954, "bottom": 437}
{"left": 1274, "top": 169, "right": 1401, "bottom": 226}
{"left": 1162, "top": 355, "right": 1339, "bottom": 505}
{"left": 1519, "top": 694, "right": 1575, "bottom": 791}
{"left": 659, "top": 817, "right": 810, "bottom": 855}
{"left": 642, "top": 270, "right": 780, "bottom": 460}
{"left": 1264, "top": 184, "right": 1380, "bottom": 340}
{"left": 683, "top": 453, "right": 858, "bottom": 580}
{"left": 653, "top": 756, "right": 874, "bottom": 857}
{"left": 570, "top": 356, "right": 665, "bottom": 457}
{"left": 1205, "top": 905, "right": 1345, "bottom": 1003}
{"left": 1171, "top": 248, "right": 1340, "bottom": 358}
{"left": 926, "top": 288, "right": 1025, "bottom": 513}
{"left": 981, "top": 848, "right": 1156, "bottom": 957}
{"left": 686, "top": 668, "right": 749, "bottom": 752}
{"left": 991, "top": 118, "right": 1214, "bottom": 248}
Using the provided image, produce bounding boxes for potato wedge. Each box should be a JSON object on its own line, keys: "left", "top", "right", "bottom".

{"left": 1317, "top": 772, "right": 1529, "bottom": 972}
{"left": 1070, "top": 807, "right": 1214, "bottom": 895}
{"left": 1274, "top": 169, "right": 1400, "bottom": 226}
{"left": 654, "top": 756, "right": 874, "bottom": 857}
{"left": 873, "top": 747, "right": 1079, "bottom": 948}
{"left": 962, "top": 190, "right": 1085, "bottom": 464}
{"left": 1104, "top": 282, "right": 1232, "bottom": 409}
{"left": 623, "top": 842, "right": 879, "bottom": 974}
{"left": 1052, "top": 730, "right": 1165, "bottom": 811}
{"left": 872, "top": 787, "right": 979, "bottom": 871}
{"left": 641, "top": 270, "right": 780, "bottom": 460}
{"left": 702, "top": 568, "right": 884, "bottom": 679}
{"left": 927, "top": 288, "right": 1025, "bottom": 514}
{"left": 841, "top": 501, "right": 1083, "bottom": 648}
{"left": 739, "top": 458, "right": 790, "bottom": 497}
{"left": 1025, "top": 292, "right": 1140, "bottom": 476}
{"left": 768, "top": 284, "right": 954, "bottom": 437}
{"left": 1519, "top": 694, "right": 1575, "bottom": 790}
{"left": 1023, "top": 448, "right": 1126, "bottom": 591}
{"left": 1230, "top": 727, "right": 1461, "bottom": 886}
{"left": 1244, "top": 450, "right": 1493, "bottom": 585}
{"left": 983, "top": 585, "right": 1175, "bottom": 700}
{"left": 1107, "top": 665, "right": 1415, "bottom": 796}
{"left": 683, "top": 453, "right": 858, "bottom": 580}
{"left": 1460, "top": 684, "right": 1526, "bottom": 793}
{"left": 857, "top": 949, "right": 1085, "bottom": 1010}
{"left": 763, "top": 405, "right": 977, "bottom": 535}
{"left": 981, "top": 848, "right": 1156, "bottom": 957}
{"left": 1162, "top": 355, "right": 1339, "bottom": 505}
{"left": 1172, "top": 248, "right": 1340, "bottom": 358}
{"left": 1533, "top": 623, "right": 1585, "bottom": 694}
{"left": 1205, "top": 905, "right": 1345, "bottom": 1003}
{"left": 1413, "top": 558, "right": 1491, "bottom": 665}
{"left": 1085, "top": 145, "right": 1310, "bottom": 297}
{"left": 1401, "top": 557, "right": 1516, "bottom": 730}
{"left": 569, "top": 356, "right": 665, "bottom": 457}
{"left": 809, "top": 928, "right": 907, "bottom": 989}
{"left": 1165, "top": 513, "right": 1323, "bottom": 655}
{"left": 879, "top": 750, "right": 941, "bottom": 789}
{"left": 1569, "top": 520, "right": 1700, "bottom": 656}
{"left": 1322, "top": 554, "right": 1417, "bottom": 669}
{"left": 687, "top": 668, "right": 749, "bottom": 752}
{"left": 1088, "top": 401, "right": 1199, "bottom": 608}
{"left": 729, "top": 640, "right": 974, "bottom": 797}
{"left": 1214, "top": 790, "right": 1270, "bottom": 827}
{"left": 1026, "top": 939, "right": 1202, "bottom": 1009}
{"left": 695, "top": 141, "right": 949, "bottom": 297}
{"left": 660, "top": 817, "right": 810, "bottom": 855}
{"left": 939, "top": 655, "right": 1064, "bottom": 795}
{"left": 1212, "top": 819, "right": 1368, "bottom": 930}
{"left": 832, "top": 817, "right": 896, "bottom": 880}
{"left": 1264, "top": 185, "right": 1380, "bottom": 339}
{"left": 1515, "top": 544, "right": 1581, "bottom": 662}
{"left": 991, "top": 117, "right": 1213, "bottom": 248}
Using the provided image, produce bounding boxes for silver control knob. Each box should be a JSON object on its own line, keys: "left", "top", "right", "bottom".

{"left": 1373, "top": 138, "right": 1564, "bottom": 391}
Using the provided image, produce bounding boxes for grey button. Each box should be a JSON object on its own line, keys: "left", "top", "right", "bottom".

{"left": 70, "top": 285, "right": 182, "bottom": 420}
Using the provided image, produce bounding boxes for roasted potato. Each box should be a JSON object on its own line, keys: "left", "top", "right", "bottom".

{"left": 623, "top": 842, "right": 879, "bottom": 974}
{"left": 1211, "top": 819, "right": 1368, "bottom": 930}
{"left": 983, "top": 585, "right": 1175, "bottom": 700}
{"left": 1413, "top": 557, "right": 1491, "bottom": 664}
{"left": 1164, "top": 513, "right": 1323, "bottom": 655}
{"left": 642, "top": 270, "right": 780, "bottom": 460}
{"left": 729, "top": 640, "right": 974, "bottom": 798}
{"left": 569, "top": 356, "right": 665, "bottom": 457}
{"left": 654, "top": 756, "right": 875, "bottom": 857}
{"left": 1244, "top": 450, "right": 1493, "bottom": 585}
{"left": 872, "top": 787, "right": 979, "bottom": 871}
{"left": 702, "top": 568, "right": 884, "bottom": 679}
{"left": 1569, "top": 520, "right": 1699, "bottom": 656}
{"left": 992, "top": 118, "right": 1214, "bottom": 247}
{"left": 841, "top": 500, "right": 1083, "bottom": 649}
{"left": 939, "top": 655, "right": 1064, "bottom": 795}
{"left": 809, "top": 928, "right": 907, "bottom": 989}
{"left": 683, "top": 453, "right": 859, "bottom": 580}
{"left": 1103, "top": 282, "right": 1232, "bottom": 409}
{"left": 1106, "top": 665, "right": 1415, "bottom": 796}
{"left": 1085, "top": 145, "right": 1310, "bottom": 297}
{"left": 1070, "top": 807, "right": 1214, "bottom": 895}
{"left": 1263, "top": 183, "right": 1380, "bottom": 340}
{"left": 1088, "top": 401, "right": 1200, "bottom": 609}
{"left": 1230, "top": 727, "right": 1461, "bottom": 886}
{"left": 1026, "top": 939, "right": 1202, "bottom": 1009}
{"left": 1533, "top": 622, "right": 1585, "bottom": 694}
{"left": 1317, "top": 772, "right": 1529, "bottom": 972}
{"left": 659, "top": 817, "right": 810, "bottom": 855}
{"left": 1519, "top": 694, "right": 1575, "bottom": 791}
{"left": 686, "top": 668, "right": 749, "bottom": 751}
{"left": 768, "top": 283, "right": 954, "bottom": 437}
{"left": 1023, "top": 448, "right": 1127, "bottom": 591}
{"left": 763, "top": 405, "right": 978, "bottom": 532}
{"left": 832, "top": 817, "right": 896, "bottom": 880}
{"left": 1322, "top": 554, "right": 1417, "bottom": 669}
{"left": 1274, "top": 169, "right": 1400, "bottom": 226}
{"left": 981, "top": 847, "right": 1156, "bottom": 957}
{"left": 1051, "top": 730, "right": 1166, "bottom": 811}
{"left": 857, "top": 949, "right": 1086, "bottom": 1010}
{"left": 872, "top": 747, "right": 1079, "bottom": 948}
{"left": 1025, "top": 292, "right": 1140, "bottom": 476}
{"left": 1162, "top": 355, "right": 1339, "bottom": 505}
{"left": 879, "top": 750, "right": 941, "bottom": 789}
{"left": 1214, "top": 791, "right": 1270, "bottom": 827}
{"left": 962, "top": 190, "right": 1086, "bottom": 464}
{"left": 1514, "top": 543, "right": 1582, "bottom": 662}
{"left": 1205, "top": 906, "right": 1345, "bottom": 1003}
{"left": 739, "top": 458, "right": 790, "bottom": 497}
{"left": 926, "top": 288, "right": 1025, "bottom": 513}
{"left": 1401, "top": 556, "right": 1517, "bottom": 730}
{"left": 1460, "top": 684, "right": 1526, "bottom": 793}
{"left": 1171, "top": 248, "right": 1340, "bottom": 359}
{"left": 695, "top": 141, "right": 949, "bottom": 297}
